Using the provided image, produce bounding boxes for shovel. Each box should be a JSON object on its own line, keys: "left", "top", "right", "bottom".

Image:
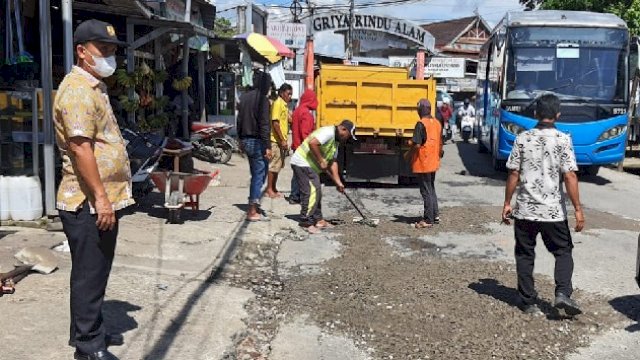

{"left": 342, "top": 191, "right": 379, "bottom": 227}
{"left": 1, "top": 247, "right": 58, "bottom": 296}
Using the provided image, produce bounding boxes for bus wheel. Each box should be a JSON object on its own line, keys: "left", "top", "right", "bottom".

{"left": 493, "top": 157, "right": 507, "bottom": 172}
{"left": 478, "top": 139, "right": 489, "bottom": 153}
{"left": 581, "top": 165, "right": 600, "bottom": 176}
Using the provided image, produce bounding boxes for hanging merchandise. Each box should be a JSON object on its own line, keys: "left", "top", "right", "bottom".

{"left": 268, "top": 61, "right": 285, "bottom": 89}
{"left": 13, "top": 0, "right": 33, "bottom": 63}
{"left": 5, "top": 0, "right": 15, "bottom": 65}
{"left": 240, "top": 44, "right": 253, "bottom": 88}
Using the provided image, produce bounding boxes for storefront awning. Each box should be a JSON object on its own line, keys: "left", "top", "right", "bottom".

{"left": 73, "top": 0, "right": 216, "bottom": 39}
{"left": 234, "top": 33, "right": 294, "bottom": 64}
{"left": 73, "top": 0, "right": 154, "bottom": 18}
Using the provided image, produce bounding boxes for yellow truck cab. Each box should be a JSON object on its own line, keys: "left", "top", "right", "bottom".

{"left": 316, "top": 64, "right": 437, "bottom": 183}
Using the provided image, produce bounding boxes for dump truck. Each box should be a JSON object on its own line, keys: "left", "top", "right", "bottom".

{"left": 316, "top": 64, "right": 437, "bottom": 183}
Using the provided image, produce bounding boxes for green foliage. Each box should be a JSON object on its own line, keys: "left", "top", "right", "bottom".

{"left": 214, "top": 17, "right": 236, "bottom": 38}
{"left": 519, "top": 0, "right": 640, "bottom": 35}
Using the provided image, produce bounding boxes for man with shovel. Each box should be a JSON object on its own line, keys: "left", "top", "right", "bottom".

{"left": 290, "top": 120, "right": 356, "bottom": 234}
{"left": 54, "top": 20, "right": 130, "bottom": 360}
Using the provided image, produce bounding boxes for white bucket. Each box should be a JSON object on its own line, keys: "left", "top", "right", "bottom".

{"left": 9, "top": 176, "right": 43, "bottom": 221}
{"left": 0, "top": 176, "right": 10, "bottom": 221}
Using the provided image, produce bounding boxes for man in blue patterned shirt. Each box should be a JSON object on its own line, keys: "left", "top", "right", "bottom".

{"left": 502, "top": 94, "right": 585, "bottom": 316}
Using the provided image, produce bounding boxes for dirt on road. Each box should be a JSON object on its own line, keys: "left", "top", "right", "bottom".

{"left": 221, "top": 206, "right": 628, "bottom": 360}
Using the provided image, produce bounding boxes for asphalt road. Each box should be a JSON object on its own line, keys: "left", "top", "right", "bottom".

{"left": 265, "top": 138, "right": 640, "bottom": 359}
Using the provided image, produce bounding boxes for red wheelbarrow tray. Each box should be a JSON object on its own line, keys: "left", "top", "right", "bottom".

{"left": 150, "top": 170, "right": 213, "bottom": 211}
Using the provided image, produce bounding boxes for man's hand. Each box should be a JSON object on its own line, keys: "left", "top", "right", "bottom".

{"left": 265, "top": 148, "right": 273, "bottom": 160}
{"left": 94, "top": 194, "right": 116, "bottom": 231}
{"left": 319, "top": 159, "right": 329, "bottom": 171}
{"left": 574, "top": 208, "right": 585, "bottom": 232}
{"left": 502, "top": 203, "right": 513, "bottom": 225}
{"left": 336, "top": 182, "right": 345, "bottom": 193}
{"left": 279, "top": 141, "right": 289, "bottom": 152}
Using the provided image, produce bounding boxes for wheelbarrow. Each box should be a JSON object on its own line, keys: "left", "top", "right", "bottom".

{"left": 150, "top": 170, "right": 213, "bottom": 223}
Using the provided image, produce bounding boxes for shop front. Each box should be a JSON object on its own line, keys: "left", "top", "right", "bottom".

{"left": 0, "top": 0, "right": 218, "bottom": 219}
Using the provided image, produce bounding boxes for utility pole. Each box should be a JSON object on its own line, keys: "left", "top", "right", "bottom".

{"left": 346, "top": 0, "right": 354, "bottom": 61}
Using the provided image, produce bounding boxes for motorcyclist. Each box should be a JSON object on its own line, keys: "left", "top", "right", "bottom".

{"left": 457, "top": 98, "right": 476, "bottom": 140}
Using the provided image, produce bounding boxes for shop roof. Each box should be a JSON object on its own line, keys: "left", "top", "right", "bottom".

{"left": 422, "top": 16, "right": 491, "bottom": 48}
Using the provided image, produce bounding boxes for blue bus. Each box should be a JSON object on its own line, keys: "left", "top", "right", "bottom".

{"left": 477, "top": 11, "right": 630, "bottom": 174}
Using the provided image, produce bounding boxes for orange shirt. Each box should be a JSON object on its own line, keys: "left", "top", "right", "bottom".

{"left": 412, "top": 117, "right": 442, "bottom": 173}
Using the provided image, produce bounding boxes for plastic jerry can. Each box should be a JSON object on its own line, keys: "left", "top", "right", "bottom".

{"left": 9, "top": 176, "right": 43, "bottom": 221}
{"left": 0, "top": 176, "right": 10, "bottom": 221}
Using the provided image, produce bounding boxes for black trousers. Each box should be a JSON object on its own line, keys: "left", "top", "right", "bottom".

{"left": 514, "top": 219, "right": 574, "bottom": 305}
{"left": 292, "top": 165, "right": 322, "bottom": 227}
{"left": 418, "top": 172, "right": 438, "bottom": 223}
{"left": 60, "top": 202, "right": 120, "bottom": 354}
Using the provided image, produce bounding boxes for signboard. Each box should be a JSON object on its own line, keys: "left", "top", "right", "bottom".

{"left": 353, "top": 30, "right": 407, "bottom": 52}
{"left": 310, "top": 13, "right": 435, "bottom": 51}
{"left": 425, "top": 57, "right": 466, "bottom": 79}
{"left": 446, "top": 78, "right": 478, "bottom": 92}
{"left": 268, "top": 23, "right": 307, "bottom": 49}
{"left": 388, "top": 56, "right": 414, "bottom": 68}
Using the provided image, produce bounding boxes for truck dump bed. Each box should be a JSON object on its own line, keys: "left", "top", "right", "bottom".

{"left": 317, "top": 64, "right": 436, "bottom": 138}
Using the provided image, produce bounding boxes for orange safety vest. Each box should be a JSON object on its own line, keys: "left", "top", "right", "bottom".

{"left": 411, "top": 117, "right": 442, "bottom": 174}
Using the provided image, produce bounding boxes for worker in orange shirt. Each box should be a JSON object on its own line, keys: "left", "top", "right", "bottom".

{"left": 407, "top": 99, "right": 443, "bottom": 229}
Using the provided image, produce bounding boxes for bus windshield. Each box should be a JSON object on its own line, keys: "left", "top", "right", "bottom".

{"left": 505, "top": 27, "right": 628, "bottom": 104}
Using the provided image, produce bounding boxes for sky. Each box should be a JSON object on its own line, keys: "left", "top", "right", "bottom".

{"left": 214, "top": 0, "right": 525, "bottom": 56}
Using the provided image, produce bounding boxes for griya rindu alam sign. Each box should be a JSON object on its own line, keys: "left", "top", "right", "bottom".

{"left": 309, "top": 13, "right": 435, "bottom": 51}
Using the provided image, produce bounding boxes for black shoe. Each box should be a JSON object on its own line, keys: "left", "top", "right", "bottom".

{"left": 288, "top": 197, "right": 300, "bottom": 205}
{"left": 74, "top": 350, "right": 119, "bottom": 360}
{"left": 434, "top": 216, "right": 440, "bottom": 224}
{"left": 69, "top": 334, "right": 124, "bottom": 348}
{"left": 555, "top": 293, "right": 582, "bottom": 315}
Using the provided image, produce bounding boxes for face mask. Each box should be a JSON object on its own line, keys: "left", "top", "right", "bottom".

{"left": 86, "top": 49, "right": 117, "bottom": 78}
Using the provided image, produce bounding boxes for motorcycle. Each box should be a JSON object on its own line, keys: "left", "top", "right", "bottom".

{"left": 460, "top": 115, "right": 474, "bottom": 143}
{"left": 190, "top": 122, "right": 237, "bottom": 164}
{"left": 442, "top": 123, "right": 453, "bottom": 144}
{"left": 122, "top": 129, "right": 167, "bottom": 200}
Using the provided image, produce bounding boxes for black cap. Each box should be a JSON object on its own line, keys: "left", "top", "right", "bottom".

{"left": 339, "top": 120, "right": 357, "bottom": 140}
{"left": 74, "top": 19, "right": 127, "bottom": 46}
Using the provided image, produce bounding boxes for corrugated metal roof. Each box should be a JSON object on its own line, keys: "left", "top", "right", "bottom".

{"left": 504, "top": 10, "right": 627, "bottom": 29}
{"left": 74, "top": 0, "right": 152, "bottom": 17}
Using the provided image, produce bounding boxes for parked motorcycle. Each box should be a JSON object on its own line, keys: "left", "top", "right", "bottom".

{"left": 460, "top": 115, "right": 474, "bottom": 143}
{"left": 122, "top": 128, "right": 167, "bottom": 200}
{"left": 190, "top": 122, "right": 237, "bottom": 164}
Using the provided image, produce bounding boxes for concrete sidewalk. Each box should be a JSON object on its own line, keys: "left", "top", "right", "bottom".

{"left": 0, "top": 155, "right": 298, "bottom": 360}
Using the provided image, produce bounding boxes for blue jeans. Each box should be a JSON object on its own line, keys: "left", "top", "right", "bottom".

{"left": 241, "top": 138, "right": 267, "bottom": 204}
{"left": 290, "top": 171, "right": 300, "bottom": 201}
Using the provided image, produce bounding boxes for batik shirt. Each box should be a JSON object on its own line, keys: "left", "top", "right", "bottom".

{"left": 54, "top": 66, "right": 134, "bottom": 212}
{"left": 506, "top": 125, "right": 578, "bottom": 222}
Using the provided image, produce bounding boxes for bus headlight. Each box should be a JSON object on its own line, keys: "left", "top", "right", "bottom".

{"left": 598, "top": 126, "right": 627, "bottom": 141}
{"left": 503, "top": 123, "right": 526, "bottom": 135}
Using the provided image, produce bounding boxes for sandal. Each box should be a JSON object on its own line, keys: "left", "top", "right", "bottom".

{"left": 246, "top": 215, "right": 271, "bottom": 222}
{"left": 414, "top": 221, "right": 433, "bottom": 229}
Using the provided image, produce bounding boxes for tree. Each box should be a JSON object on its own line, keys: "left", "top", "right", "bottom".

{"left": 214, "top": 17, "right": 236, "bottom": 38}
{"left": 518, "top": 0, "right": 640, "bottom": 34}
